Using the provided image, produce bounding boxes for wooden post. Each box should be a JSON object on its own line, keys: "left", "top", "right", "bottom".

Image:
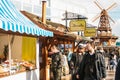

{"left": 42, "top": 37, "right": 50, "bottom": 80}
{"left": 45, "top": 45, "right": 50, "bottom": 80}
{"left": 41, "top": 1, "right": 50, "bottom": 80}
{"left": 72, "top": 41, "right": 75, "bottom": 52}
{"left": 8, "top": 35, "right": 12, "bottom": 74}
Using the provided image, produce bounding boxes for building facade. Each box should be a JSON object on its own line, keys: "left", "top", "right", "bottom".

{"left": 11, "top": 0, "right": 87, "bottom": 25}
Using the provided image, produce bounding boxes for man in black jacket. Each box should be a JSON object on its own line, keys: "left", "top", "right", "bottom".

{"left": 77, "top": 42, "right": 106, "bottom": 80}
{"left": 70, "top": 44, "right": 85, "bottom": 80}
{"left": 115, "top": 59, "right": 120, "bottom": 80}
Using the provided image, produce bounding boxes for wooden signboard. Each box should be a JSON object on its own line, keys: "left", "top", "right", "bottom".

{"left": 69, "top": 20, "right": 86, "bottom": 32}
{"left": 84, "top": 28, "right": 96, "bottom": 37}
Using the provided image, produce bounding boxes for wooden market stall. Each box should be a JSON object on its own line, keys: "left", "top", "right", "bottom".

{"left": 0, "top": 0, "right": 53, "bottom": 80}
{"left": 20, "top": 10, "right": 81, "bottom": 80}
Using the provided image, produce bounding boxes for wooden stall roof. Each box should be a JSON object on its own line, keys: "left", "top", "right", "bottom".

{"left": 21, "top": 11, "right": 80, "bottom": 42}
{"left": 21, "top": 11, "right": 65, "bottom": 32}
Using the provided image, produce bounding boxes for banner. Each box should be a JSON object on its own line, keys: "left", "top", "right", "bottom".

{"left": 84, "top": 28, "right": 96, "bottom": 37}
{"left": 69, "top": 20, "right": 86, "bottom": 32}
{"left": 22, "top": 37, "right": 36, "bottom": 63}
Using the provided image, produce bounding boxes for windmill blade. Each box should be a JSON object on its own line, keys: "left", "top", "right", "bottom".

{"left": 106, "top": 3, "right": 117, "bottom": 11}
{"left": 108, "top": 15, "right": 115, "bottom": 23}
{"left": 94, "top": 1, "right": 103, "bottom": 10}
{"left": 92, "top": 14, "right": 101, "bottom": 22}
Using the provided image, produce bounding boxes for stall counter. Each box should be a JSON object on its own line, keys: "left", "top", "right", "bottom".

{"left": 0, "top": 69, "right": 39, "bottom": 80}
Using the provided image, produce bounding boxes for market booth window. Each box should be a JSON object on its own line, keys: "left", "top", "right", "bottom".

{"left": 0, "top": 34, "right": 37, "bottom": 77}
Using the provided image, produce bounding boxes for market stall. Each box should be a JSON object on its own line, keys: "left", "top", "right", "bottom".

{"left": 20, "top": 11, "right": 81, "bottom": 80}
{"left": 0, "top": 0, "right": 53, "bottom": 80}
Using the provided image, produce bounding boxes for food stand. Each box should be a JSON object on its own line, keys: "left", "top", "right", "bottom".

{"left": 20, "top": 11, "right": 83, "bottom": 80}
{"left": 0, "top": 0, "right": 53, "bottom": 80}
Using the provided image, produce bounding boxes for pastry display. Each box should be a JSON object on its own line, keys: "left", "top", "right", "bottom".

{"left": 0, "top": 59, "right": 36, "bottom": 77}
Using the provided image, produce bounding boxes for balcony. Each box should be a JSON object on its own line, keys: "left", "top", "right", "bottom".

{"left": 11, "top": 0, "right": 51, "bottom": 18}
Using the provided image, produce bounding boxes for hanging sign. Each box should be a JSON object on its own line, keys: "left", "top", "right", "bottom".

{"left": 62, "top": 11, "right": 87, "bottom": 20}
{"left": 84, "top": 28, "right": 96, "bottom": 37}
{"left": 69, "top": 20, "right": 86, "bottom": 32}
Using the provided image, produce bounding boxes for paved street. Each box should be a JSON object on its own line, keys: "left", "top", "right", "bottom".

{"left": 61, "top": 57, "right": 116, "bottom": 80}
{"left": 106, "top": 70, "right": 115, "bottom": 80}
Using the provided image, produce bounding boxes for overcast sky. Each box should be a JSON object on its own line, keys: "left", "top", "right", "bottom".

{"left": 77, "top": 0, "right": 120, "bottom": 39}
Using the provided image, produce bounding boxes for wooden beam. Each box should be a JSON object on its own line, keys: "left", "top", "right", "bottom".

{"left": 41, "top": 37, "right": 50, "bottom": 80}
{"left": 72, "top": 42, "right": 75, "bottom": 52}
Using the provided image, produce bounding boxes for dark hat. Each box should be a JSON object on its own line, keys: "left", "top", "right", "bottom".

{"left": 78, "top": 44, "right": 85, "bottom": 49}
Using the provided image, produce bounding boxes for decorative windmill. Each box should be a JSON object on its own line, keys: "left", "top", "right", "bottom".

{"left": 92, "top": 1, "right": 117, "bottom": 27}
{"left": 91, "top": 1, "right": 118, "bottom": 47}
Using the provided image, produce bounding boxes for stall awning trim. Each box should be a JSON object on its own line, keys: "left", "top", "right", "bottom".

{"left": 0, "top": 0, "right": 53, "bottom": 37}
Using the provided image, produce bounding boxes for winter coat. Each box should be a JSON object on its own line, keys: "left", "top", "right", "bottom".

{"left": 115, "top": 59, "right": 120, "bottom": 80}
{"left": 70, "top": 52, "right": 83, "bottom": 80}
{"left": 70, "top": 52, "right": 83, "bottom": 73}
{"left": 50, "top": 52, "right": 63, "bottom": 69}
{"left": 78, "top": 52, "right": 106, "bottom": 80}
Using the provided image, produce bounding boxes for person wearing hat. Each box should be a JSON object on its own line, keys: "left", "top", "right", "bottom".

{"left": 70, "top": 44, "right": 85, "bottom": 80}
{"left": 76, "top": 41, "right": 106, "bottom": 80}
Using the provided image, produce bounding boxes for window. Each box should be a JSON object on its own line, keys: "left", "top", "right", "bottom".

{"left": 0, "top": 34, "right": 37, "bottom": 77}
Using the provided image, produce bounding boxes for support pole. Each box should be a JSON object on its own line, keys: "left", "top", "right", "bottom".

{"left": 72, "top": 41, "right": 75, "bottom": 52}
{"left": 8, "top": 35, "right": 12, "bottom": 74}
{"left": 45, "top": 45, "right": 50, "bottom": 80}
{"left": 65, "top": 11, "right": 68, "bottom": 31}
{"left": 41, "top": 1, "right": 50, "bottom": 80}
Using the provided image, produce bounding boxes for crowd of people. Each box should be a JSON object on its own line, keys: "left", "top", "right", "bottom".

{"left": 48, "top": 41, "right": 120, "bottom": 80}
